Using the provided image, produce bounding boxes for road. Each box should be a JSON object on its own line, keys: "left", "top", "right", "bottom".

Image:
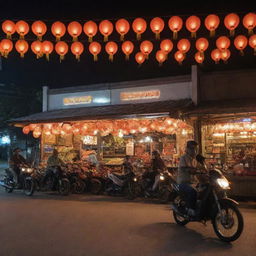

{"left": 0, "top": 189, "right": 255, "bottom": 256}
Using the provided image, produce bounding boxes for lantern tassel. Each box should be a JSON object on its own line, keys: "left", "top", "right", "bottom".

{"left": 155, "top": 33, "right": 160, "bottom": 40}
{"left": 76, "top": 55, "right": 80, "bottom": 61}
{"left": 136, "top": 33, "right": 141, "bottom": 41}
{"left": 210, "top": 30, "right": 215, "bottom": 37}
{"left": 254, "top": 48, "right": 256, "bottom": 56}
{"left": 60, "top": 55, "right": 64, "bottom": 63}
{"left": 109, "top": 54, "right": 113, "bottom": 62}
{"left": 230, "top": 30, "right": 235, "bottom": 37}
{"left": 38, "top": 35, "right": 43, "bottom": 41}
{"left": 46, "top": 54, "right": 50, "bottom": 61}
{"left": 191, "top": 32, "right": 196, "bottom": 38}
{"left": 199, "top": 51, "right": 204, "bottom": 58}
{"left": 173, "top": 31, "right": 178, "bottom": 40}
{"left": 240, "top": 50, "right": 244, "bottom": 56}
{"left": 20, "top": 35, "right": 24, "bottom": 40}
{"left": 73, "top": 36, "right": 78, "bottom": 42}
{"left": 125, "top": 55, "right": 129, "bottom": 61}
{"left": 56, "top": 36, "right": 60, "bottom": 42}
{"left": 248, "top": 29, "right": 254, "bottom": 36}
{"left": 145, "top": 54, "right": 149, "bottom": 60}
{"left": 104, "top": 35, "right": 108, "bottom": 42}
{"left": 158, "top": 62, "right": 163, "bottom": 67}
{"left": 7, "top": 34, "right": 11, "bottom": 39}
{"left": 120, "top": 34, "right": 124, "bottom": 41}
{"left": 88, "top": 36, "right": 93, "bottom": 43}
{"left": 20, "top": 53, "right": 25, "bottom": 58}
{"left": 93, "top": 54, "right": 98, "bottom": 61}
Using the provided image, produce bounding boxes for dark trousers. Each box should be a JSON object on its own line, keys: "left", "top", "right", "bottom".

{"left": 179, "top": 183, "right": 197, "bottom": 209}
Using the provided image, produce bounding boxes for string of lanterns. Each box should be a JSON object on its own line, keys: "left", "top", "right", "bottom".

{"left": 21, "top": 118, "right": 192, "bottom": 139}
{"left": 0, "top": 12, "right": 256, "bottom": 64}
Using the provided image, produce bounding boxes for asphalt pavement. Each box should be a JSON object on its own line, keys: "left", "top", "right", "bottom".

{"left": 0, "top": 189, "right": 255, "bottom": 256}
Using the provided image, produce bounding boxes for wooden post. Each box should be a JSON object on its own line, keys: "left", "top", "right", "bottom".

{"left": 193, "top": 117, "right": 202, "bottom": 154}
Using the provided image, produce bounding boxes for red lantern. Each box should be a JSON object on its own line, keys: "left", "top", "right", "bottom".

{"left": 105, "top": 41, "right": 118, "bottom": 62}
{"left": 140, "top": 40, "right": 153, "bottom": 59}
{"left": 121, "top": 41, "right": 134, "bottom": 60}
{"left": 68, "top": 21, "right": 82, "bottom": 41}
{"left": 177, "top": 38, "right": 191, "bottom": 53}
{"left": 249, "top": 34, "right": 256, "bottom": 55}
{"left": 135, "top": 52, "right": 146, "bottom": 65}
{"left": 2, "top": 20, "right": 16, "bottom": 39}
{"left": 243, "top": 13, "right": 256, "bottom": 35}
{"left": 115, "top": 18, "right": 130, "bottom": 41}
{"left": 221, "top": 49, "right": 231, "bottom": 63}
{"left": 204, "top": 14, "right": 220, "bottom": 37}
{"left": 234, "top": 35, "right": 248, "bottom": 55}
{"left": 150, "top": 17, "right": 165, "bottom": 39}
{"left": 132, "top": 18, "right": 147, "bottom": 40}
{"left": 22, "top": 126, "right": 30, "bottom": 134}
{"left": 51, "top": 21, "right": 66, "bottom": 41}
{"left": 216, "top": 36, "right": 230, "bottom": 50}
{"left": 42, "top": 41, "right": 54, "bottom": 61}
{"left": 31, "top": 41, "right": 43, "bottom": 58}
{"left": 160, "top": 39, "right": 173, "bottom": 55}
{"left": 156, "top": 50, "right": 167, "bottom": 65}
{"left": 15, "top": 40, "right": 29, "bottom": 57}
{"left": 168, "top": 16, "right": 183, "bottom": 40}
{"left": 99, "top": 20, "right": 113, "bottom": 42}
{"left": 29, "top": 124, "right": 38, "bottom": 131}
{"left": 211, "top": 49, "right": 221, "bottom": 64}
{"left": 15, "top": 20, "right": 29, "bottom": 39}
{"left": 224, "top": 13, "right": 240, "bottom": 36}
{"left": 195, "top": 51, "right": 204, "bottom": 64}
{"left": 89, "top": 41, "right": 101, "bottom": 61}
{"left": 196, "top": 37, "right": 209, "bottom": 57}
{"left": 174, "top": 50, "right": 185, "bottom": 65}
{"left": 62, "top": 123, "right": 72, "bottom": 134}
{"left": 33, "top": 127, "right": 42, "bottom": 138}
{"left": 0, "top": 39, "right": 13, "bottom": 58}
{"left": 55, "top": 41, "right": 68, "bottom": 61}
{"left": 83, "top": 21, "right": 98, "bottom": 42}
{"left": 51, "top": 124, "right": 61, "bottom": 135}
{"left": 32, "top": 20, "right": 47, "bottom": 41}
{"left": 71, "top": 41, "right": 84, "bottom": 61}
{"left": 185, "top": 15, "right": 201, "bottom": 38}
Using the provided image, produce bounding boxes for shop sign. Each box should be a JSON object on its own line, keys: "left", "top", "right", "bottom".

{"left": 120, "top": 90, "right": 160, "bottom": 101}
{"left": 126, "top": 141, "right": 134, "bottom": 155}
{"left": 63, "top": 96, "right": 93, "bottom": 105}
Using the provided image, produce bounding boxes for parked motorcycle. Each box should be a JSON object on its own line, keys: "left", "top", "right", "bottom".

{"left": 0, "top": 165, "right": 34, "bottom": 195}
{"left": 24, "top": 165, "right": 70, "bottom": 196}
{"left": 171, "top": 155, "right": 244, "bottom": 242}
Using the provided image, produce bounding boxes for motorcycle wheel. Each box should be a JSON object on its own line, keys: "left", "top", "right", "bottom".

{"left": 172, "top": 196, "right": 189, "bottom": 226}
{"left": 5, "top": 186, "right": 13, "bottom": 193}
{"left": 212, "top": 203, "right": 244, "bottom": 242}
{"left": 90, "top": 179, "right": 102, "bottom": 195}
{"left": 24, "top": 178, "right": 35, "bottom": 196}
{"left": 59, "top": 179, "right": 70, "bottom": 196}
{"left": 74, "top": 180, "right": 86, "bottom": 194}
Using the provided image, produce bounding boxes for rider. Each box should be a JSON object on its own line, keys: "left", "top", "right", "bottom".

{"left": 9, "top": 147, "right": 27, "bottom": 187}
{"left": 177, "top": 140, "right": 199, "bottom": 216}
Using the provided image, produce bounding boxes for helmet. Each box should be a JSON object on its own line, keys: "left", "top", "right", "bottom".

{"left": 186, "top": 140, "right": 198, "bottom": 148}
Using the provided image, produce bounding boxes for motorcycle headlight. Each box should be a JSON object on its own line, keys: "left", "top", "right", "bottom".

{"left": 160, "top": 175, "right": 165, "bottom": 181}
{"left": 133, "top": 177, "right": 137, "bottom": 182}
{"left": 216, "top": 178, "right": 230, "bottom": 189}
{"left": 27, "top": 168, "right": 33, "bottom": 173}
{"left": 21, "top": 168, "right": 26, "bottom": 172}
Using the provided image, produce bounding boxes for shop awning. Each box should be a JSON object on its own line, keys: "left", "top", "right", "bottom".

{"left": 9, "top": 99, "right": 193, "bottom": 126}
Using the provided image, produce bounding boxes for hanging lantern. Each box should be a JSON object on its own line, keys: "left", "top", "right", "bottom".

{"left": 140, "top": 40, "right": 153, "bottom": 59}
{"left": 174, "top": 50, "right": 185, "bottom": 65}
{"left": 15, "top": 40, "right": 29, "bottom": 58}
{"left": 211, "top": 48, "right": 221, "bottom": 64}
{"left": 234, "top": 35, "right": 248, "bottom": 55}
{"left": 62, "top": 123, "right": 72, "bottom": 134}
{"left": 135, "top": 52, "right": 146, "bottom": 65}
{"left": 42, "top": 41, "right": 54, "bottom": 61}
{"left": 51, "top": 21, "right": 66, "bottom": 41}
{"left": 204, "top": 14, "right": 220, "bottom": 37}
{"left": 71, "top": 41, "right": 84, "bottom": 61}
{"left": 31, "top": 41, "right": 43, "bottom": 58}
{"left": 2, "top": 20, "right": 16, "bottom": 39}
{"left": 160, "top": 39, "right": 173, "bottom": 55}
{"left": 33, "top": 127, "right": 42, "bottom": 138}
{"left": 121, "top": 41, "right": 134, "bottom": 60}
{"left": 243, "top": 13, "right": 256, "bottom": 35}
{"left": 221, "top": 49, "right": 231, "bottom": 63}
{"left": 132, "top": 18, "right": 147, "bottom": 40}
{"left": 99, "top": 20, "right": 113, "bottom": 42}
{"left": 0, "top": 39, "right": 13, "bottom": 58}
{"left": 195, "top": 51, "right": 204, "bottom": 64}
{"left": 249, "top": 34, "right": 256, "bottom": 55}
{"left": 55, "top": 41, "right": 68, "bottom": 62}
{"left": 224, "top": 13, "right": 240, "bottom": 37}
{"left": 51, "top": 124, "right": 61, "bottom": 135}
{"left": 83, "top": 20, "right": 98, "bottom": 42}
{"left": 32, "top": 20, "right": 47, "bottom": 41}
{"left": 185, "top": 15, "right": 201, "bottom": 38}
{"left": 156, "top": 50, "right": 167, "bottom": 66}
{"left": 22, "top": 126, "right": 30, "bottom": 134}
{"left": 115, "top": 18, "right": 130, "bottom": 41}
{"left": 67, "top": 21, "right": 82, "bottom": 41}
{"left": 105, "top": 41, "right": 118, "bottom": 62}
{"left": 15, "top": 20, "right": 29, "bottom": 39}
{"left": 168, "top": 16, "right": 183, "bottom": 40}
{"left": 89, "top": 41, "right": 101, "bottom": 61}
{"left": 196, "top": 37, "right": 209, "bottom": 57}
{"left": 29, "top": 124, "right": 38, "bottom": 131}
{"left": 150, "top": 17, "right": 165, "bottom": 39}
{"left": 177, "top": 38, "right": 191, "bottom": 53}
{"left": 216, "top": 36, "right": 230, "bottom": 50}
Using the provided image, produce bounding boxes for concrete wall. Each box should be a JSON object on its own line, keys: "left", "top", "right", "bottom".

{"left": 199, "top": 68, "right": 256, "bottom": 102}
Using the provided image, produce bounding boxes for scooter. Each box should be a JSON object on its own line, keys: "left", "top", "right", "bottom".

{"left": 171, "top": 155, "right": 244, "bottom": 242}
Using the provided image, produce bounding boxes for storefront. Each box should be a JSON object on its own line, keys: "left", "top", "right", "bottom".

{"left": 10, "top": 75, "right": 195, "bottom": 171}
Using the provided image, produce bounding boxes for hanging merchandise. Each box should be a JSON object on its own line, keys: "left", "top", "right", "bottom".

{"left": 51, "top": 21, "right": 66, "bottom": 41}
{"left": 121, "top": 41, "right": 134, "bottom": 60}
{"left": 15, "top": 39, "right": 29, "bottom": 57}
{"left": 132, "top": 18, "right": 147, "bottom": 40}
{"left": 234, "top": 35, "right": 248, "bottom": 55}
{"left": 32, "top": 20, "right": 47, "bottom": 41}
{"left": 0, "top": 39, "right": 13, "bottom": 58}
{"left": 89, "top": 41, "right": 101, "bottom": 61}
{"left": 83, "top": 20, "right": 98, "bottom": 42}
{"left": 2, "top": 20, "right": 16, "bottom": 39}
{"left": 67, "top": 21, "right": 82, "bottom": 41}
{"left": 15, "top": 20, "right": 29, "bottom": 39}
{"left": 99, "top": 20, "right": 113, "bottom": 42}
{"left": 168, "top": 16, "right": 183, "bottom": 40}
{"left": 185, "top": 15, "right": 201, "bottom": 38}
{"left": 140, "top": 40, "right": 153, "bottom": 59}
{"left": 150, "top": 17, "right": 165, "bottom": 39}
{"left": 71, "top": 41, "right": 84, "bottom": 61}
{"left": 204, "top": 14, "right": 220, "bottom": 37}
{"left": 42, "top": 41, "right": 54, "bottom": 61}
{"left": 115, "top": 18, "right": 130, "bottom": 41}
{"left": 55, "top": 41, "right": 69, "bottom": 61}
{"left": 224, "top": 13, "right": 240, "bottom": 37}
{"left": 105, "top": 41, "right": 118, "bottom": 61}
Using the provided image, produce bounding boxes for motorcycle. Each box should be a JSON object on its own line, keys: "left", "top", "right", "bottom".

{"left": 24, "top": 165, "right": 70, "bottom": 196}
{"left": 0, "top": 165, "right": 34, "bottom": 196}
{"left": 171, "top": 155, "right": 244, "bottom": 242}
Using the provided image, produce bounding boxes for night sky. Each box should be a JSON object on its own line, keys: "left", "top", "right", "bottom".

{"left": 0, "top": 0, "right": 256, "bottom": 90}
